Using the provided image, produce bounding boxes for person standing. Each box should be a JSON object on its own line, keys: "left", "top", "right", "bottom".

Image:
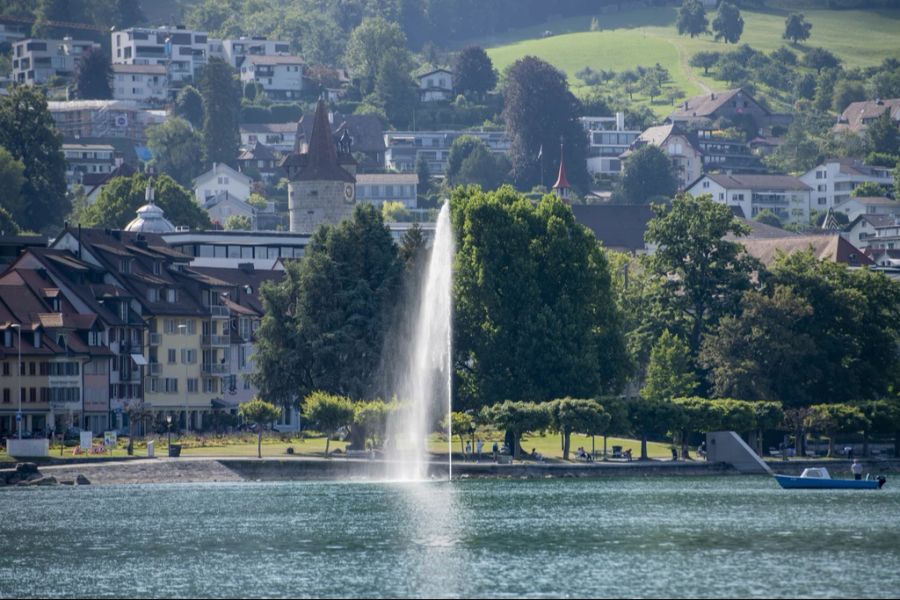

{"left": 851, "top": 459, "right": 863, "bottom": 480}
{"left": 465, "top": 440, "right": 471, "bottom": 462}
{"left": 476, "top": 438, "right": 484, "bottom": 462}
{"left": 492, "top": 441, "right": 499, "bottom": 463}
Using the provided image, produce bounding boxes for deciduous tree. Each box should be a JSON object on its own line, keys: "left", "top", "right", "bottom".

{"left": 146, "top": 117, "right": 205, "bottom": 187}
{"left": 676, "top": 0, "right": 709, "bottom": 39}
{"left": 712, "top": 2, "right": 743, "bottom": 44}
{"left": 548, "top": 398, "right": 609, "bottom": 460}
{"left": 75, "top": 47, "right": 112, "bottom": 100}
{"left": 643, "top": 330, "right": 699, "bottom": 404}
{"left": 619, "top": 145, "right": 678, "bottom": 204}
{"left": 784, "top": 13, "right": 812, "bottom": 45}
{"left": 239, "top": 398, "right": 282, "bottom": 458}
{"left": 304, "top": 391, "right": 356, "bottom": 456}
{"left": 198, "top": 57, "right": 241, "bottom": 167}
{"left": 453, "top": 45, "right": 497, "bottom": 99}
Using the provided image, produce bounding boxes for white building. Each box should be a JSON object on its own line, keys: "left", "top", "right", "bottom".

{"left": 48, "top": 100, "right": 166, "bottom": 142}
{"left": 356, "top": 174, "right": 418, "bottom": 209}
{"left": 193, "top": 163, "right": 251, "bottom": 205}
{"left": 112, "top": 63, "right": 168, "bottom": 105}
{"left": 63, "top": 143, "right": 117, "bottom": 190}
{"left": 415, "top": 66, "right": 453, "bottom": 102}
{"left": 240, "top": 55, "right": 305, "bottom": 100}
{"left": 222, "top": 37, "right": 291, "bottom": 69}
{"left": 686, "top": 173, "right": 812, "bottom": 225}
{"left": 111, "top": 26, "right": 215, "bottom": 88}
{"left": 11, "top": 37, "right": 99, "bottom": 86}
{"left": 834, "top": 196, "right": 900, "bottom": 223}
{"left": 384, "top": 129, "right": 510, "bottom": 175}
{"left": 240, "top": 122, "right": 297, "bottom": 153}
{"left": 203, "top": 191, "right": 257, "bottom": 230}
{"left": 800, "top": 158, "right": 894, "bottom": 213}
{"left": 581, "top": 113, "right": 642, "bottom": 176}
{"left": 861, "top": 216, "right": 900, "bottom": 251}
{"left": 623, "top": 123, "right": 701, "bottom": 189}
{"left": 843, "top": 214, "right": 896, "bottom": 250}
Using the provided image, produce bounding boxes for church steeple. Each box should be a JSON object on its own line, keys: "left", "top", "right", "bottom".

{"left": 296, "top": 100, "right": 354, "bottom": 183}
{"left": 552, "top": 141, "right": 571, "bottom": 201}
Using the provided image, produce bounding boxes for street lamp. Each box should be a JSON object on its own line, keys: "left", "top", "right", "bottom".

{"left": 11, "top": 323, "right": 21, "bottom": 439}
{"left": 177, "top": 323, "right": 189, "bottom": 434}
{"left": 166, "top": 414, "right": 172, "bottom": 448}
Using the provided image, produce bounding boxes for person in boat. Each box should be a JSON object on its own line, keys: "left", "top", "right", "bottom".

{"left": 852, "top": 459, "right": 863, "bottom": 480}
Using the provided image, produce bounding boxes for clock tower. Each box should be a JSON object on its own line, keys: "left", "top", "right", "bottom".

{"left": 281, "top": 100, "right": 357, "bottom": 234}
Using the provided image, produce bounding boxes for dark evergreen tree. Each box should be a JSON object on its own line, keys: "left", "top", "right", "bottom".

{"left": 619, "top": 145, "right": 678, "bottom": 204}
{"left": 175, "top": 85, "right": 204, "bottom": 129}
{"left": 75, "top": 47, "right": 112, "bottom": 100}
{"left": 866, "top": 110, "right": 900, "bottom": 156}
{"left": 453, "top": 46, "right": 497, "bottom": 99}
{"left": 503, "top": 56, "right": 590, "bottom": 193}
{"left": 198, "top": 58, "right": 240, "bottom": 167}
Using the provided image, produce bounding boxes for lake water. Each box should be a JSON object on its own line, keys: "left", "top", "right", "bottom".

{"left": 2, "top": 476, "right": 899, "bottom": 598}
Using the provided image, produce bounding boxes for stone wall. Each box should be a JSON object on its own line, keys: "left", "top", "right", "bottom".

{"left": 289, "top": 179, "right": 356, "bottom": 234}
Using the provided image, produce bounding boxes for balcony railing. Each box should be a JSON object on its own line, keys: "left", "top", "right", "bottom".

{"left": 209, "top": 305, "right": 229, "bottom": 318}
{"left": 201, "top": 334, "right": 230, "bottom": 347}
{"left": 201, "top": 363, "right": 228, "bottom": 376}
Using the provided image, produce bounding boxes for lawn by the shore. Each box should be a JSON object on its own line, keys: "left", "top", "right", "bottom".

{"left": 481, "top": 4, "right": 900, "bottom": 115}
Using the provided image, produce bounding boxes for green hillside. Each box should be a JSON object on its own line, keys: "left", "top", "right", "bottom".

{"left": 483, "top": 5, "right": 900, "bottom": 116}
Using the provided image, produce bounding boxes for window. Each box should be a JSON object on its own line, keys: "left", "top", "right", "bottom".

{"left": 168, "top": 349, "right": 176, "bottom": 364}
{"left": 2, "top": 362, "right": 7, "bottom": 376}
{"left": 147, "top": 288, "right": 160, "bottom": 302}
{"left": 702, "top": 180, "right": 710, "bottom": 189}
{"left": 187, "top": 378, "right": 198, "bottom": 393}
{"left": 181, "top": 349, "right": 197, "bottom": 364}
{"left": 204, "top": 378, "right": 217, "bottom": 393}
{"left": 2, "top": 388, "right": 8, "bottom": 403}
{"left": 818, "top": 198, "right": 827, "bottom": 205}
{"left": 164, "top": 378, "right": 178, "bottom": 393}
{"left": 167, "top": 289, "right": 177, "bottom": 303}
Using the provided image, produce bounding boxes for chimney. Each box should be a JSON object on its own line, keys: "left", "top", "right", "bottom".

{"left": 616, "top": 111, "right": 624, "bottom": 131}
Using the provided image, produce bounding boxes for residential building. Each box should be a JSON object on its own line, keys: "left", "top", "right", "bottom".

{"left": 581, "top": 113, "right": 642, "bottom": 176}
{"left": 571, "top": 204, "right": 656, "bottom": 254}
{"left": 295, "top": 111, "right": 386, "bottom": 171}
{"left": 282, "top": 100, "right": 357, "bottom": 235}
{"left": 163, "top": 230, "right": 307, "bottom": 269}
{"left": 862, "top": 216, "right": 900, "bottom": 251}
{"left": 63, "top": 143, "right": 118, "bottom": 191}
{"left": 695, "top": 128, "right": 766, "bottom": 174}
{"left": 11, "top": 37, "right": 99, "bottom": 86}
{"left": 240, "top": 123, "right": 298, "bottom": 153}
{"left": 800, "top": 159, "right": 895, "bottom": 212}
{"left": 414, "top": 65, "right": 453, "bottom": 102}
{"left": 221, "top": 37, "right": 291, "bottom": 69}
{"left": 239, "top": 55, "right": 305, "bottom": 100}
{"left": 0, "top": 235, "right": 47, "bottom": 271}
{"left": 0, "top": 20, "right": 28, "bottom": 46}
{"left": 111, "top": 63, "right": 168, "bottom": 105}
{"left": 834, "top": 196, "right": 900, "bottom": 223}
{"left": 686, "top": 173, "right": 812, "bottom": 224}
{"left": 193, "top": 162, "right": 252, "bottom": 205}
{"left": 111, "top": 26, "right": 214, "bottom": 89}
{"left": 203, "top": 192, "right": 257, "bottom": 230}
{"left": 843, "top": 214, "right": 896, "bottom": 250}
{"left": 668, "top": 88, "right": 792, "bottom": 133}
{"left": 833, "top": 98, "right": 900, "bottom": 135}
{"left": 624, "top": 124, "right": 702, "bottom": 189}
{"left": 237, "top": 142, "right": 282, "bottom": 185}
{"left": 384, "top": 129, "right": 510, "bottom": 175}
{"left": 48, "top": 100, "right": 167, "bottom": 142}
{"left": 740, "top": 234, "right": 872, "bottom": 268}
{"left": 356, "top": 174, "right": 418, "bottom": 209}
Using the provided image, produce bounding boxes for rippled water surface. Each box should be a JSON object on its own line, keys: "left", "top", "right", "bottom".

{"left": 2, "top": 477, "right": 899, "bottom": 598}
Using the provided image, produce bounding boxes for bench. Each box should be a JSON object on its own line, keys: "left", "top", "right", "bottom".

{"left": 343, "top": 450, "right": 372, "bottom": 459}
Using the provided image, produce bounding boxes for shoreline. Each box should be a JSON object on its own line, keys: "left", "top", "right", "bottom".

{"left": 2, "top": 456, "right": 898, "bottom": 486}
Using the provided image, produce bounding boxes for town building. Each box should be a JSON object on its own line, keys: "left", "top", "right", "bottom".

{"left": 239, "top": 55, "right": 305, "bottom": 100}
{"left": 668, "top": 88, "right": 792, "bottom": 133}
{"left": 694, "top": 128, "right": 766, "bottom": 174}
{"left": 240, "top": 123, "right": 298, "bottom": 153}
{"left": 63, "top": 143, "right": 118, "bottom": 191}
{"left": 0, "top": 19, "right": 28, "bottom": 46}
{"left": 111, "top": 63, "right": 168, "bottom": 105}
{"left": 581, "top": 113, "right": 642, "bottom": 176}
{"left": 48, "top": 100, "right": 166, "bottom": 143}
{"left": 800, "top": 159, "right": 895, "bottom": 212}
{"left": 834, "top": 196, "right": 899, "bottom": 223}
{"left": 571, "top": 205, "right": 656, "bottom": 254}
{"left": 221, "top": 37, "right": 291, "bottom": 69}
{"left": 356, "top": 174, "right": 418, "bottom": 209}
{"left": 686, "top": 173, "right": 812, "bottom": 225}
{"left": 414, "top": 65, "right": 454, "bottom": 102}
{"left": 859, "top": 215, "right": 900, "bottom": 251}
{"left": 193, "top": 162, "right": 252, "bottom": 205}
{"left": 625, "top": 124, "right": 702, "bottom": 189}
{"left": 383, "top": 129, "right": 510, "bottom": 176}
{"left": 11, "top": 37, "right": 99, "bottom": 86}
{"left": 833, "top": 98, "right": 900, "bottom": 135}
{"left": 203, "top": 192, "right": 258, "bottom": 230}
{"left": 237, "top": 142, "right": 282, "bottom": 185}
{"left": 282, "top": 100, "right": 357, "bottom": 234}
{"left": 111, "top": 26, "right": 216, "bottom": 90}
{"left": 842, "top": 214, "right": 896, "bottom": 250}
{"left": 740, "top": 234, "right": 872, "bottom": 268}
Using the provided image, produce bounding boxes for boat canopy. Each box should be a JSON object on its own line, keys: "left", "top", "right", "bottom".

{"left": 800, "top": 468, "right": 831, "bottom": 479}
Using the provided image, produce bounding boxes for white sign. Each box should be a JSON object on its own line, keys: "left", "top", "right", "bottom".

{"left": 104, "top": 431, "right": 117, "bottom": 448}
{"left": 80, "top": 431, "right": 93, "bottom": 450}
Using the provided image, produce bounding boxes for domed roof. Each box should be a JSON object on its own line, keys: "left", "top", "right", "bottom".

{"left": 125, "top": 201, "right": 175, "bottom": 233}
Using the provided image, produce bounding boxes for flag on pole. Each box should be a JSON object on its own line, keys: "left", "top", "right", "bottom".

{"left": 537, "top": 144, "right": 543, "bottom": 160}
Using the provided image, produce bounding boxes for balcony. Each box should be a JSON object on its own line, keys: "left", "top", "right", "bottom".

{"left": 201, "top": 363, "right": 228, "bottom": 376}
{"left": 149, "top": 333, "right": 162, "bottom": 346}
{"left": 201, "top": 334, "right": 230, "bottom": 347}
{"left": 209, "top": 305, "right": 230, "bottom": 318}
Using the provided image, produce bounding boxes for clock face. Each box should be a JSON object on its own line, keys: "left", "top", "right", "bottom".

{"left": 344, "top": 183, "right": 355, "bottom": 203}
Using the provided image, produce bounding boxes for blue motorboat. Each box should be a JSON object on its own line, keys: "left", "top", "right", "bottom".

{"left": 774, "top": 467, "right": 886, "bottom": 490}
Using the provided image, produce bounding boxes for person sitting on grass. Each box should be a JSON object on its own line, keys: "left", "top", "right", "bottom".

{"left": 530, "top": 448, "right": 543, "bottom": 462}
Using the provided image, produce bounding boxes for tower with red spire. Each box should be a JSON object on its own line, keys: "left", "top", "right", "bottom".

{"left": 552, "top": 142, "right": 571, "bottom": 202}
{"left": 281, "top": 99, "right": 357, "bottom": 233}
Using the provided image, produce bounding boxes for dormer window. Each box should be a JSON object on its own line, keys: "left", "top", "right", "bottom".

{"left": 120, "top": 258, "right": 132, "bottom": 274}
{"left": 147, "top": 288, "right": 160, "bottom": 302}
{"left": 49, "top": 298, "right": 60, "bottom": 311}
{"left": 3, "top": 330, "right": 11, "bottom": 347}
{"left": 153, "top": 261, "right": 162, "bottom": 275}
{"left": 167, "top": 289, "right": 177, "bottom": 303}
{"left": 34, "top": 331, "right": 41, "bottom": 348}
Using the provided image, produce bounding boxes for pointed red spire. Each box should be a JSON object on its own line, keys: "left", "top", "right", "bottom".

{"left": 552, "top": 143, "right": 570, "bottom": 194}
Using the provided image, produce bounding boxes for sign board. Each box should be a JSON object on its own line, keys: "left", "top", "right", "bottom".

{"left": 80, "top": 431, "right": 93, "bottom": 450}
{"left": 104, "top": 431, "right": 117, "bottom": 449}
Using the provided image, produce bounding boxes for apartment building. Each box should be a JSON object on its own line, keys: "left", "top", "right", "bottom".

{"left": 112, "top": 63, "right": 168, "bottom": 105}
{"left": 112, "top": 26, "right": 214, "bottom": 88}
{"left": 11, "top": 37, "right": 99, "bottom": 85}
{"left": 687, "top": 173, "right": 812, "bottom": 225}
{"left": 800, "top": 158, "right": 895, "bottom": 212}
{"left": 384, "top": 129, "right": 510, "bottom": 175}
{"left": 239, "top": 55, "right": 305, "bottom": 100}
{"left": 581, "top": 113, "right": 642, "bottom": 176}
{"left": 222, "top": 37, "right": 291, "bottom": 69}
